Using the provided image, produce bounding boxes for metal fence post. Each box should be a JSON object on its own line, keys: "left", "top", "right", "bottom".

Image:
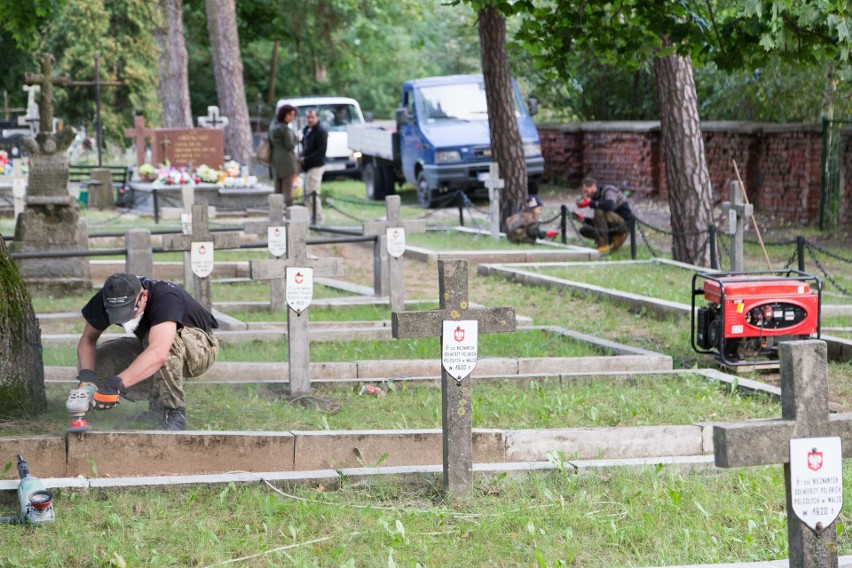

{"left": 629, "top": 217, "right": 637, "bottom": 260}
{"left": 709, "top": 224, "right": 718, "bottom": 270}
{"left": 797, "top": 236, "right": 806, "bottom": 272}
{"left": 560, "top": 205, "right": 567, "bottom": 244}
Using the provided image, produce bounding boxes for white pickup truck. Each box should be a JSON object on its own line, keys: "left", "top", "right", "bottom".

{"left": 274, "top": 96, "right": 365, "bottom": 177}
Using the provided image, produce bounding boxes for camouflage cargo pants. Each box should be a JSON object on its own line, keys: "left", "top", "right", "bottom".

{"left": 93, "top": 327, "right": 219, "bottom": 410}
{"left": 579, "top": 209, "right": 627, "bottom": 246}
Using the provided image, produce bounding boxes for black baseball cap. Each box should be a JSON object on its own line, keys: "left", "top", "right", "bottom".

{"left": 526, "top": 195, "right": 543, "bottom": 208}
{"left": 102, "top": 273, "right": 142, "bottom": 324}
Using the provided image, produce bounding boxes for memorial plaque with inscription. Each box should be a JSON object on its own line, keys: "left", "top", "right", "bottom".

{"left": 151, "top": 128, "right": 225, "bottom": 169}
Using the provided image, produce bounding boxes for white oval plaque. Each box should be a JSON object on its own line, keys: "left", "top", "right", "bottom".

{"left": 286, "top": 267, "right": 314, "bottom": 313}
{"left": 190, "top": 241, "right": 214, "bottom": 278}
{"left": 268, "top": 226, "right": 287, "bottom": 257}
{"left": 386, "top": 227, "right": 406, "bottom": 258}
{"left": 442, "top": 320, "right": 478, "bottom": 381}
{"left": 790, "top": 436, "right": 843, "bottom": 531}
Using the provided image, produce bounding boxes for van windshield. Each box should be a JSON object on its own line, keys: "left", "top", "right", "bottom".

{"left": 294, "top": 104, "right": 361, "bottom": 132}
{"left": 416, "top": 82, "right": 523, "bottom": 123}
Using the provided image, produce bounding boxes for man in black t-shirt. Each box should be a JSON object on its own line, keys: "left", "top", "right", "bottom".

{"left": 76, "top": 273, "right": 219, "bottom": 430}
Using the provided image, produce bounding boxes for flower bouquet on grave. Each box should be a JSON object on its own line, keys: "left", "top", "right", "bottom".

{"left": 138, "top": 163, "right": 157, "bottom": 182}
{"left": 195, "top": 164, "right": 221, "bottom": 184}
{"left": 154, "top": 163, "right": 195, "bottom": 186}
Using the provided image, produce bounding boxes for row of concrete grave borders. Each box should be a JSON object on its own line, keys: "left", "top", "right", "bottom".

{"left": 477, "top": 258, "right": 852, "bottom": 361}
{"left": 2, "top": 367, "right": 777, "bottom": 481}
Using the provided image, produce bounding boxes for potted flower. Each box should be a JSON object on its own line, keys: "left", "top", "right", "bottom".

{"left": 138, "top": 163, "right": 157, "bottom": 182}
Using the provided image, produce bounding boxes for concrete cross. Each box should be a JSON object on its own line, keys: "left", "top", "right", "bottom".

{"left": 392, "top": 259, "right": 516, "bottom": 494}
{"left": 362, "top": 195, "right": 426, "bottom": 312}
{"left": 11, "top": 159, "right": 26, "bottom": 221}
{"left": 249, "top": 206, "right": 344, "bottom": 396}
{"left": 482, "top": 162, "right": 504, "bottom": 241}
{"left": 161, "top": 200, "right": 241, "bottom": 310}
{"left": 720, "top": 180, "right": 753, "bottom": 271}
{"left": 244, "top": 194, "right": 287, "bottom": 311}
{"left": 123, "top": 115, "right": 153, "bottom": 167}
{"left": 18, "top": 85, "right": 40, "bottom": 134}
{"left": 23, "top": 54, "right": 70, "bottom": 135}
{"left": 714, "top": 340, "right": 852, "bottom": 568}
{"left": 198, "top": 106, "right": 229, "bottom": 129}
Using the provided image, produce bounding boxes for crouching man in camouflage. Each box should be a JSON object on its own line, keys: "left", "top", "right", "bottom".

{"left": 76, "top": 273, "right": 219, "bottom": 430}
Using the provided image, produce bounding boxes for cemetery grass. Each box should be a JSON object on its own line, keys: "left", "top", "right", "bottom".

{"left": 223, "top": 302, "right": 439, "bottom": 323}
{"left": 0, "top": 373, "right": 781, "bottom": 436}
{"left": 4, "top": 464, "right": 852, "bottom": 567}
{"left": 40, "top": 330, "right": 609, "bottom": 367}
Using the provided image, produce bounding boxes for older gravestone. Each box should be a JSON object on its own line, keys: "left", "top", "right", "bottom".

{"left": 714, "top": 340, "right": 852, "bottom": 568}
{"left": 392, "top": 259, "right": 516, "bottom": 494}
{"left": 720, "top": 180, "right": 752, "bottom": 272}
{"left": 11, "top": 54, "right": 91, "bottom": 294}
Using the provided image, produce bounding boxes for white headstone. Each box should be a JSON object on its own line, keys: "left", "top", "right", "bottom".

{"left": 198, "top": 106, "right": 229, "bottom": 129}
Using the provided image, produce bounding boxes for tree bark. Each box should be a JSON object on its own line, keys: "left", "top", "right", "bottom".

{"left": 205, "top": 0, "right": 254, "bottom": 165}
{"left": 654, "top": 50, "right": 713, "bottom": 266}
{"left": 156, "top": 0, "right": 193, "bottom": 128}
{"left": 266, "top": 40, "right": 280, "bottom": 106}
{"left": 478, "top": 6, "right": 527, "bottom": 226}
{"left": 0, "top": 235, "right": 46, "bottom": 417}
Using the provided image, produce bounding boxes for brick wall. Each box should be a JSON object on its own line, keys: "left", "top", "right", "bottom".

{"left": 538, "top": 121, "right": 851, "bottom": 225}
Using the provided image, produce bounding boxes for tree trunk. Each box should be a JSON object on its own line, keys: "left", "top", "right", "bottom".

{"left": 266, "top": 40, "right": 280, "bottom": 106}
{"left": 654, "top": 50, "right": 713, "bottom": 266}
{"left": 156, "top": 0, "right": 193, "bottom": 128}
{"left": 478, "top": 6, "right": 527, "bottom": 227}
{"left": 0, "top": 235, "right": 46, "bottom": 417}
{"left": 205, "top": 0, "right": 253, "bottom": 165}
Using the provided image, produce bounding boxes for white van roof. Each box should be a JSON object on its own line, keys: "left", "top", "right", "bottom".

{"left": 275, "top": 96, "right": 361, "bottom": 111}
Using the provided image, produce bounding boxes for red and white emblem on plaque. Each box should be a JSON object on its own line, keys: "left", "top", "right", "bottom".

{"left": 294, "top": 272, "right": 304, "bottom": 284}
{"left": 454, "top": 326, "right": 465, "bottom": 342}
{"left": 808, "top": 449, "right": 824, "bottom": 471}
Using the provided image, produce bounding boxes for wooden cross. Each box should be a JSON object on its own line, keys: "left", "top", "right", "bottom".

{"left": 244, "top": 194, "right": 287, "bottom": 311}
{"left": 198, "top": 106, "right": 229, "bottom": 129}
{"left": 23, "top": 53, "right": 70, "bottom": 134}
{"left": 123, "top": 116, "right": 153, "bottom": 167}
{"left": 392, "top": 259, "right": 516, "bottom": 494}
{"left": 362, "top": 195, "right": 426, "bottom": 312}
{"left": 249, "top": 206, "right": 344, "bottom": 396}
{"left": 160, "top": 201, "right": 241, "bottom": 310}
{"left": 482, "top": 162, "right": 504, "bottom": 241}
{"left": 714, "top": 340, "right": 852, "bottom": 568}
{"left": 720, "top": 180, "right": 753, "bottom": 271}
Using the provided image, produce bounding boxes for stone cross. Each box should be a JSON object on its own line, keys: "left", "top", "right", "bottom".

{"left": 720, "top": 180, "right": 753, "bottom": 271}
{"left": 123, "top": 115, "right": 153, "bottom": 167}
{"left": 198, "top": 106, "right": 229, "bottom": 129}
{"left": 23, "top": 54, "right": 69, "bottom": 135}
{"left": 362, "top": 195, "right": 426, "bottom": 312}
{"left": 392, "top": 259, "right": 516, "bottom": 494}
{"left": 482, "top": 162, "right": 504, "bottom": 241}
{"left": 11, "top": 159, "right": 26, "bottom": 221}
{"left": 161, "top": 200, "right": 241, "bottom": 311}
{"left": 244, "top": 194, "right": 287, "bottom": 311}
{"left": 18, "top": 85, "right": 40, "bottom": 134}
{"left": 249, "top": 206, "right": 344, "bottom": 396}
{"left": 714, "top": 340, "right": 852, "bottom": 568}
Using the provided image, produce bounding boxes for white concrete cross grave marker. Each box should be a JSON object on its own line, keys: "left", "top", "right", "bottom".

{"left": 19, "top": 84, "right": 40, "bottom": 134}
{"left": 160, "top": 201, "right": 241, "bottom": 310}
{"left": 721, "top": 180, "right": 753, "bottom": 271}
{"left": 478, "top": 162, "right": 503, "bottom": 241}
{"left": 392, "top": 259, "right": 516, "bottom": 494}
{"left": 714, "top": 340, "right": 852, "bottom": 568}
{"left": 249, "top": 206, "right": 344, "bottom": 396}
{"left": 362, "top": 195, "right": 426, "bottom": 312}
{"left": 198, "top": 105, "right": 229, "bottom": 129}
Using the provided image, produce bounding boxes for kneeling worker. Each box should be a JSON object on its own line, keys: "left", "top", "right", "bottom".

{"left": 76, "top": 273, "right": 220, "bottom": 430}
{"left": 575, "top": 177, "right": 633, "bottom": 254}
{"left": 506, "top": 195, "right": 558, "bottom": 244}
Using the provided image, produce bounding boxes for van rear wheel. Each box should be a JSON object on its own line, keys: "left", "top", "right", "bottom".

{"left": 364, "top": 162, "right": 385, "bottom": 201}
{"left": 416, "top": 171, "right": 435, "bottom": 208}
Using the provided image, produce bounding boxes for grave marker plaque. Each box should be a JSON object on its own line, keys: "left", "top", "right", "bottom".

{"left": 151, "top": 128, "right": 224, "bottom": 169}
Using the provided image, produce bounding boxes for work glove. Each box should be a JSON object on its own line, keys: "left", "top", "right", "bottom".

{"left": 545, "top": 230, "right": 558, "bottom": 240}
{"left": 93, "top": 375, "right": 126, "bottom": 410}
{"left": 576, "top": 196, "right": 591, "bottom": 208}
{"left": 76, "top": 369, "right": 96, "bottom": 388}
{"left": 574, "top": 212, "right": 584, "bottom": 222}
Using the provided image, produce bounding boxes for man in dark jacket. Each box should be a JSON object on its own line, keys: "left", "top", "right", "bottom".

{"left": 300, "top": 108, "right": 328, "bottom": 223}
{"left": 75, "top": 273, "right": 219, "bottom": 430}
{"left": 575, "top": 177, "right": 634, "bottom": 254}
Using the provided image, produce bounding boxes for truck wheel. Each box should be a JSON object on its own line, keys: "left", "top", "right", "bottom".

{"left": 364, "top": 162, "right": 386, "bottom": 201}
{"left": 416, "top": 171, "right": 435, "bottom": 208}
{"left": 378, "top": 165, "right": 396, "bottom": 197}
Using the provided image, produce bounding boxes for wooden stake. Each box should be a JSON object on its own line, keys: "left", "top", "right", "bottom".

{"left": 732, "top": 160, "right": 772, "bottom": 270}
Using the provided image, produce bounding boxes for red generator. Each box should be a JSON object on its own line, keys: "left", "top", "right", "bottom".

{"left": 691, "top": 270, "right": 821, "bottom": 367}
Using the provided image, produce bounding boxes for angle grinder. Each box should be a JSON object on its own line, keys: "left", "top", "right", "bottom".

{"left": 65, "top": 382, "right": 98, "bottom": 432}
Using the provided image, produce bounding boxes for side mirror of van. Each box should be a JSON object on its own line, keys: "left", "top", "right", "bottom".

{"left": 364, "top": 111, "right": 374, "bottom": 123}
{"left": 396, "top": 107, "right": 410, "bottom": 126}
{"left": 528, "top": 97, "right": 539, "bottom": 117}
